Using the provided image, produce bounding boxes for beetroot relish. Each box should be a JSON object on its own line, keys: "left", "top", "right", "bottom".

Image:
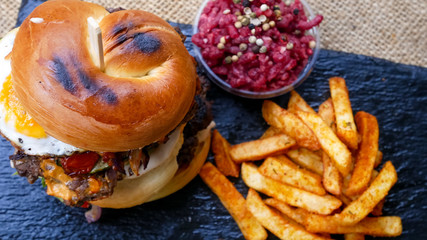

{"left": 192, "top": 0, "right": 323, "bottom": 92}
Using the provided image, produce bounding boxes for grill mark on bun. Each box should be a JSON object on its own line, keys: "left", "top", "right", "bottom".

{"left": 77, "top": 68, "right": 97, "bottom": 93}
{"left": 106, "top": 7, "right": 126, "bottom": 13}
{"left": 105, "top": 31, "right": 161, "bottom": 55}
{"left": 76, "top": 68, "right": 118, "bottom": 105}
{"left": 50, "top": 56, "right": 119, "bottom": 105}
{"left": 104, "top": 33, "right": 128, "bottom": 55}
{"left": 104, "top": 23, "right": 132, "bottom": 54}
{"left": 111, "top": 24, "right": 130, "bottom": 38}
{"left": 50, "top": 57, "right": 76, "bottom": 93}
{"left": 132, "top": 33, "right": 161, "bottom": 54}
{"left": 96, "top": 87, "right": 118, "bottom": 104}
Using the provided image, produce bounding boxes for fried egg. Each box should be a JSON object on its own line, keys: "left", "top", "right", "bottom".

{"left": 0, "top": 29, "right": 83, "bottom": 156}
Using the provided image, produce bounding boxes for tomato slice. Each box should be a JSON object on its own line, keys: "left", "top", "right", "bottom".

{"left": 61, "top": 152, "right": 100, "bottom": 176}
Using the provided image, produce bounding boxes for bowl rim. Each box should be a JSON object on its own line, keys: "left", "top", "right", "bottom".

{"left": 192, "top": 0, "right": 321, "bottom": 99}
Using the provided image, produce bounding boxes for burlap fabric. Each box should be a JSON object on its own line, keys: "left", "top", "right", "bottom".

{"left": 1, "top": 0, "right": 426, "bottom": 67}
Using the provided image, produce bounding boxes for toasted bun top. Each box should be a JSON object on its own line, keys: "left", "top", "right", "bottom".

{"left": 11, "top": 0, "right": 197, "bottom": 152}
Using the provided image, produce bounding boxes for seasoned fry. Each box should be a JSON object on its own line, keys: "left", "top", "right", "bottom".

{"left": 264, "top": 198, "right": 312, "bottom": 225}
{"left": 242, "top": 163, "right": 342, "bottom": 215}
{"left": 371, "top": 198, "right": 385, "bottom": 216}
{"left": 286, "top": 148, "right": 323, "bottom": 175}
{"left": 296, "top": 111, "right": 353, "bottom": 176}
{"left": 329, "top": 77, "right": 358, "bottom": 150}
{"left": 370, "top": 169, "right": 379, "bottom": 182}
{"left": 337, "top": 194, "right": 353, "bottom": 206}
{"left": 318, "top": 98, "right": 336, "bottom": 131}
{"left": 259, "top": 156, "right": 326, "bottom": 195}
{"left": 331, "top": 161, "right": 397, "bottom": 225}
{"left": 230, "top": 134, "right": 296, "bottom": 163}
{"left": 343, "top": 169, "right": 379, "bottom": 200}
{"left": 344, "top": 234, "right": 365, "bottom": 240}
{"left": 262, "top": 100, "right": 320, "bottom": 151}
{"left": 246, "top": 189, "right": 328, "bottom": 240}
{"left": 211, "top": 130, "right": 240, "bottom": 177}
{"left": 318, "top": 98, "right": 342, "bottom": 195}
{"left": 322, "top": 151, "right": 342, "bottom": 196}
{"left": 305, "top": 216, "right": 402, "bottom": 237}
{"left": 287, "top": 90, "right": 316, "bottom": 114}
{"left": 374, "top": 150, "right": 383, "bottom": 168}
{"left": 199, "top": 162, "right": 267, "bottom": 240}
{"left": 260, "top": 126, "right": 282, "bottom": 139}
{"left": 346, "top": 112, "right": 379, "bottom": 196}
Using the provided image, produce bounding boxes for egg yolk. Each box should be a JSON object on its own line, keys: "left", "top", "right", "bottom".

{"left": 0, "top": 74, "right": 47, "bottom": 138}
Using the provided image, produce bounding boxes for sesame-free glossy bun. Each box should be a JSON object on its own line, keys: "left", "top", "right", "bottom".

{"left": 11, "top": 0, "right": 197, "bottom": 152}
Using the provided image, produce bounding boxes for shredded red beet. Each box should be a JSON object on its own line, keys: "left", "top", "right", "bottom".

{"left": 193, "top": 0, "right": 323, "bottom": 92}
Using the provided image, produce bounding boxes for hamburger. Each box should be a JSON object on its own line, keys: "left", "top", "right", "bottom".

{"left": 1, "top": 0, "right": 213, "bottom": 209}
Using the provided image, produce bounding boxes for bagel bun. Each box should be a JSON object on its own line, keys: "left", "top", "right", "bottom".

{"left": 11, "top": 0, "right": 197, "bottom": 152}
{"left": 4, "top": 0, "right": 214, "bottom": 211}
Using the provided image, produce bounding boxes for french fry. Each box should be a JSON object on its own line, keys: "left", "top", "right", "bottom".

{"left": 264, "top": 198, "right": 312, "bottom": 225}
{"left": 322, "top": 151, "right": 342, "bottom": 196}
{"left": 246, "top": 189, "right": 328, "bottom": 240}
{"left": 327, "top": 161, "right": 397, "bottom": 225}
{"left": 198, "top": 162, "right": 267, "bottom": 240}
{"left": 260, "top": 126, "right": 282, "bottom": 139}
{"left": 344, "top": 234, "right": 365, "bottom": 240}
{"left": 318, "top": 98, "right": 342, "bottom": 195}
{"left": 242, "top": 162, "right": 342, "bottom": 215}
{"left": 230, "top": 134, "right": 296, "bottom": 163}
{"left": 259, "top": 155, "right": 326, "bottom": 195}
{"left": 371, "top": 198, "right": 385, "bottom": 216}
{"left": 374, "top": 150, "right": 383, "bottom": 168}
{"left": 287, "top": 90, "right": 316, "bottom": 114}
{"left": 370, "top": 175, "right": 384, "bottom": 216}
{"left": 343, "top": 169, "right": 379, "bottom": 200}
{"left": 318, "top": 98, "right": 336, "bottom": 131}
{"left": 305, "top": 216, "right": 402, "bottom": 237}
{"left": 262, "top": 100, "right": 320, "bottom": 151}
{"left": 286, "top": 148, "right": 324, "bottom": 175}
{"left": 211, "top": 130, "right": 240, "bottom": 177}
{"left": 346, "top": 112, "right": 379, "bottom": 196}
{"left": 329, "top": 77, "right": 358, "bottom": 150}
{"left": 336, "top": 194, "right": 353, "bottom": 206}
{"left": 370, "top": 169, "right": 379, "bottom": 181}
{"left": 296, "top": 110, "right": 353, "bottom": 176}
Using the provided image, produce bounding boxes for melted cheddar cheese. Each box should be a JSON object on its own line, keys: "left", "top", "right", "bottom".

{"left": 41, "top": 159, "right": 77, "bottom": 203}
{"left": 41, "top": 159, "right": 102, "bottom": 205}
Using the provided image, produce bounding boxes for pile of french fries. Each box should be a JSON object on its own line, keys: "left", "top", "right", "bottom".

{"left": 199, "top": 77, "right": 402, "bottom": 240}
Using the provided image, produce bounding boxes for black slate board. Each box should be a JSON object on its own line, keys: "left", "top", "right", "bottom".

{"left": 1, "top": 1, "right": 427, "bottom": 239}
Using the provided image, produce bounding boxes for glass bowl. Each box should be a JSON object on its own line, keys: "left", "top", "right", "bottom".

{"left": 192, "top": 0, "right": 320, "bottom": 99}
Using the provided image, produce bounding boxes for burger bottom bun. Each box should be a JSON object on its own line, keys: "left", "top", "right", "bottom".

{"left": 91, "top": 128, "right": 211, "bottom": 209}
